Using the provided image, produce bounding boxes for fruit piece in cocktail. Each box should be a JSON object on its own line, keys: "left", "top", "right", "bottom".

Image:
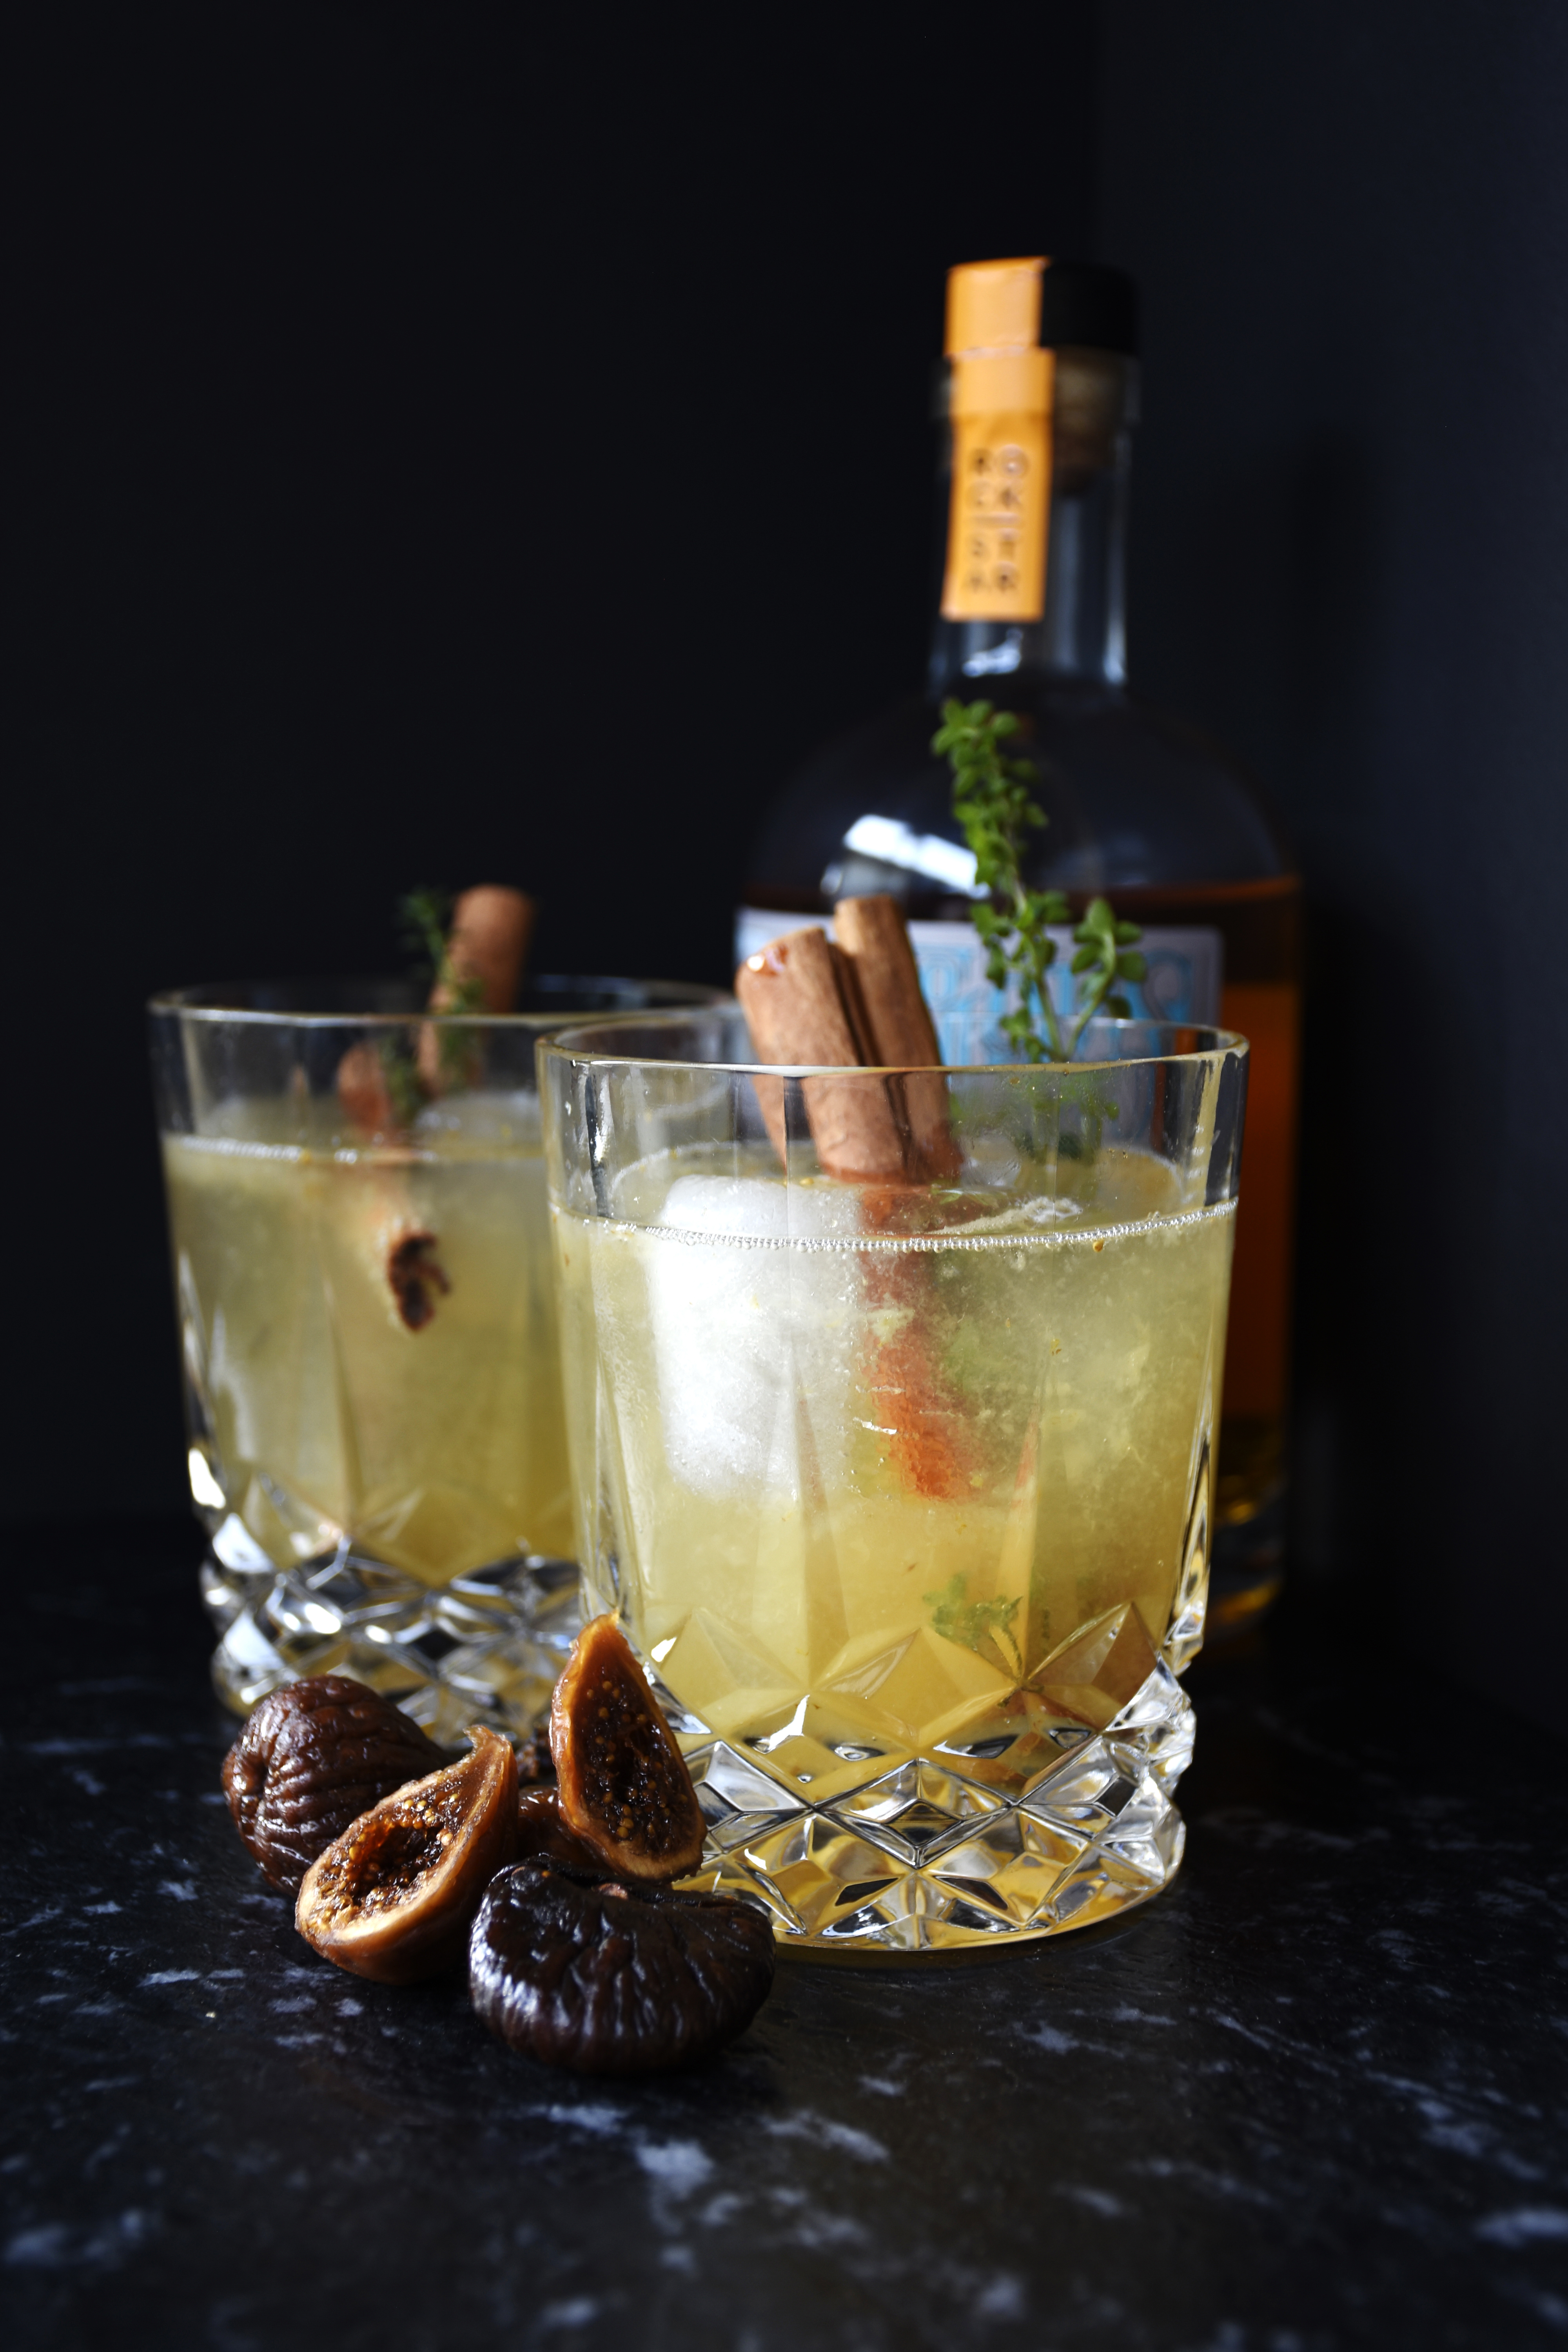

{"left": 168, "top": 1084, "right": 570, "bottom": 1583}
{"left": 165, "top": 885, "right": 574, "bottom": 1584}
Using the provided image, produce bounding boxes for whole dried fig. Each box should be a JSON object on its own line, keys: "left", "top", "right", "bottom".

{"left": 296, "top": 1724, "right": 518, "bottom": 1983}
{"left": 470, "top": 1858, "right": 775, "bottom": 2074}
{"left": 550, "top": 1615, "right": 706, "bottom": 1882}
{"left": 222, "top": 1674, "right": 445, "bottom": 1892}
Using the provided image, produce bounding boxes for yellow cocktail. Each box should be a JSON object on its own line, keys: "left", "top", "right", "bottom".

{"left": 543, "top": 1014, "right": 1245, "bottom": 1953}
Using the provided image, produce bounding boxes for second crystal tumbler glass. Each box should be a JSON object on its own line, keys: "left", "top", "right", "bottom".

{"left": 542, "top": 1009, "right": 1246, "bottom": 1956}
{"left": 150, "top": 975, "right": 721, "bottom": 1739}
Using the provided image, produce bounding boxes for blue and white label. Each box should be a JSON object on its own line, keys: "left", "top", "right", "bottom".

{"left": 734, "top": 907, "right": 1222, "bottom": 1067}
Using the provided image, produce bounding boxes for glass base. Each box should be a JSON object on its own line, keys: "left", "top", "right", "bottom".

{"left": 200, "top": 1525, "right": 582, "bottom": 1744}
{"left": 669, "top": 1651, "right": 1194, "bottom": 1958}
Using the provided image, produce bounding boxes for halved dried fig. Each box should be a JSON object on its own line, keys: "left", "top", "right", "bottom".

{"left": 470, "top": 1858, "right": 775, "bottom": 2074}
{"left": 222, "top": 1674, "right": 445, "bottom": 1893}
{"left": 296, "top": 1724, "right": 518, "bottom": 1983}
{"left": 550, "top": 1615, "right": 706, "bottom": 1882}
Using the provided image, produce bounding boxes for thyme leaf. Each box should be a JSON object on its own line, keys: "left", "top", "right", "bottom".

{"left": 933, "top": 699, "right": 1145, "bottom": 1062}
{"left": 397, "top": 886, "right": 454, "bottom": 989}
{"left": 924, "top": 1571, "right": 1021, "bottom": 1657}
{"left": 398, "top": 884, "right": 485, "bottom": 1082}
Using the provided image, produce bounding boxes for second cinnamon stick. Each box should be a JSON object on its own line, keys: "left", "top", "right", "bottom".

{"left": 418, "top": 884, "right": 535, "bottom": 1094}
{"left": 734, "top": 927, "right": 907, "bottom": 1180}
{"left": 833, "top": 894, "right": 958, "bottom": 1179}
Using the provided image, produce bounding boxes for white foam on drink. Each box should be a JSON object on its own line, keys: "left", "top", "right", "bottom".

{"left": 640, "top": 1174, "right": 861, "bottom": 1499}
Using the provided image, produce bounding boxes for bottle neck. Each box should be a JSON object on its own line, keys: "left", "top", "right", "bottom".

{"left": 928, "top": 349, "right": 1137, "bottom": 700}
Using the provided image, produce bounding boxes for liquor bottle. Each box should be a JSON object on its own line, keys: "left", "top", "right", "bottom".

{"left": 738, "top": 257, "right": 1300, "bottom": 1629}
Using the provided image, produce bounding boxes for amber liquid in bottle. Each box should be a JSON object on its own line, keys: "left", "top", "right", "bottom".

{"left": 739, "top": 260, "right": 1299, "bottom": 1628}
{"left": 1108, "top": 874, "right": 1299, "bottom": 1612}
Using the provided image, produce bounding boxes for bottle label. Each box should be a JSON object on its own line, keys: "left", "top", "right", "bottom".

{"left": 735, "top": 909, "right": 1223, "bottom": 1067}
{"left": 940, "top": 349, "right": 1053, "bottom": 624}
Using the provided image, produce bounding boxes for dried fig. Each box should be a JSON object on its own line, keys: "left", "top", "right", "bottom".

{"left": 517, "top": 1786, "right": 607, "bottom": 1872}
{"left": 550, "top": 1615, "right": 706, "bottom": 1882}
{"left": 296, "top": 1724, "right": 518, "bottom": 1984}
{"left": 470, "top": 1858, "right": 775, "bottom": 2074}
{"left": 516, "top": 1725, "right": 555, "bottom": 1784}
{"left": 222, "top": 1673, "right": 445, "bottom": 1893}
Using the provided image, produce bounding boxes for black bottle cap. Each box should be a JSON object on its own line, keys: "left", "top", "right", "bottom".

{"left": 1038, "top": 263, "right": 1139, "bottom": 356}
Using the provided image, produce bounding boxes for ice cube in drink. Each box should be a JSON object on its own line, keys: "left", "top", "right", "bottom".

{"left": 553, "top": 1139, "right": 1232, "bottom": 1944}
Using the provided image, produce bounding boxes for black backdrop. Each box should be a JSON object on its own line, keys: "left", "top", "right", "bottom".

{"left": 10, "top": 4, "right": 1095, "bottom": 1524}
{"left": 12, "top": 5, "right": 1567, "bottom": 1731}
{"left": 1100, "top": 0, "right": 1568, "bottom": 1734}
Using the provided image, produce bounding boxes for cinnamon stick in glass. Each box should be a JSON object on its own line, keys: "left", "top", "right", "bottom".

{"left": 336, "top": 1041, "right": 398, "bottom": 1134}
{"left": 833, "top": 894, "right": 958, "bottom": 1180}
{"left": 429, "top": 886, "right": 535, "bottom": 1014}
{"left": 338, "top": 885, "right": 536, "bottom": 1133}
{"left": 417, "top": 885, "right": 535, "bottom": 1093}
{"left": 335, "top": 884, "right": 534, "bottom": 1328}
{"left": 734, "top": 900, "right": 955, "bottom": 1181}
{"left": 734, "top": 926, "right": 906, "bottom": 1180}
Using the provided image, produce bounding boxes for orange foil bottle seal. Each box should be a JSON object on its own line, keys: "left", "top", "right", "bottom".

{"left": 940, "top": 257, "right": 1055, "bottom": 625}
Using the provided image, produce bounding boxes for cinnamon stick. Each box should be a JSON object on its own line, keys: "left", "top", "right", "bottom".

{"left": 431, "top": 886, "right": 535, "bottom": 1014}
{"left": 734, "top": 901, "right": 955, "bottom": 1181}
{"left": 338, "top": 885, "right": 537, "bottom": 1133}
{"left": 734, "top": 926, "right": 906, "bottom": 1179}
{"left": 417, "top": 884, "right": 535, "bottom": 1093}
{"left": 333, "top": 884, "right": 534, "bottom": 1336}
{"left": 736, "top": 906, "right": 975, "bottom": 1503}
{"left": 834, "top": 901, "right": 970, "bottom": 1491}
{"left": 833, "top": 894, "right": 958, "bottom": 1178}
{"left": 336, "top": 1041, "right": 396, "bottom": 1134}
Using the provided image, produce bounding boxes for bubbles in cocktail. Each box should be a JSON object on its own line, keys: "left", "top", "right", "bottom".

{"left": 558, "top": 1141, "right": 1232, "bottom": 1768}
{"left": 166, "top": 1085, "right": 569, "bottom": 1585}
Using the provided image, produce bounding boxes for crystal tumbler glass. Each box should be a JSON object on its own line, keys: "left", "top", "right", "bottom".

{"left": 150, "top": 975, "right": 725, "bottom": 1739}
{"left": 541, "top": 1009, "right": 1246, "bottom": 1955}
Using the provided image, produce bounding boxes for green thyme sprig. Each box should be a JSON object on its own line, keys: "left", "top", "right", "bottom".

{"left": 377, "top": 1035, "right": 427, "bottom": 1130}
{"left": 933, "top": 699, "right": 1145, "bottom": 1062}
{"left": 398, "top": 885, "right": 452, "bottom": 986}
{"left": 397, "top": 887, "right": 485, "bottom": 1020}
{"left": 398, "top": 885, "right": 485, "bottom": 1086}
{"left": 924, "top": 1570, "right": 1020, "bottom": 1658}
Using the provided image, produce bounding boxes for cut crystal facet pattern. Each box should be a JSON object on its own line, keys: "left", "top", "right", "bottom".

{"left": 676, "top": 1610, "right": 1196, "bottom": 1955}
{"left": 559, "top": 1130, "right": 1228, "bottom": 1955}
{"left": 202, "top": 1532, "right": 581, "bottom": 1744}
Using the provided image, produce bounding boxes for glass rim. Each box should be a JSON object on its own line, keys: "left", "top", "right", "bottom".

{"left": 539, "top": 1009, "right": 1249, "bottom": 1081}
{"left": 147, "top": 976, "right": 732, "bottom": 1031}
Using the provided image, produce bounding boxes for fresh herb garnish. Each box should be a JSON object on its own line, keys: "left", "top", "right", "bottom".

{"left": 377, "top": 1035, "right": 427, "bottom": 1130}
{"left": 933, "top": 699, "right": 1145, "bottom": 1063}
{"left": 924, "top": 1571, "right": 1021, "bottom": 1662}
{"left": 398, "top": 885, "right": 485, "bottom": 1086}
{"left": 397, "top": 885, "right": 454, "bottom": 989}
{"left": 398, "top": 887, "right": 485, "bottom": 1022}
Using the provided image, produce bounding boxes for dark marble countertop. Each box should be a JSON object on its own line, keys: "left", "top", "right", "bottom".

{"left": 4, "top": 1523, "right": 1567, "bottom": 2352}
